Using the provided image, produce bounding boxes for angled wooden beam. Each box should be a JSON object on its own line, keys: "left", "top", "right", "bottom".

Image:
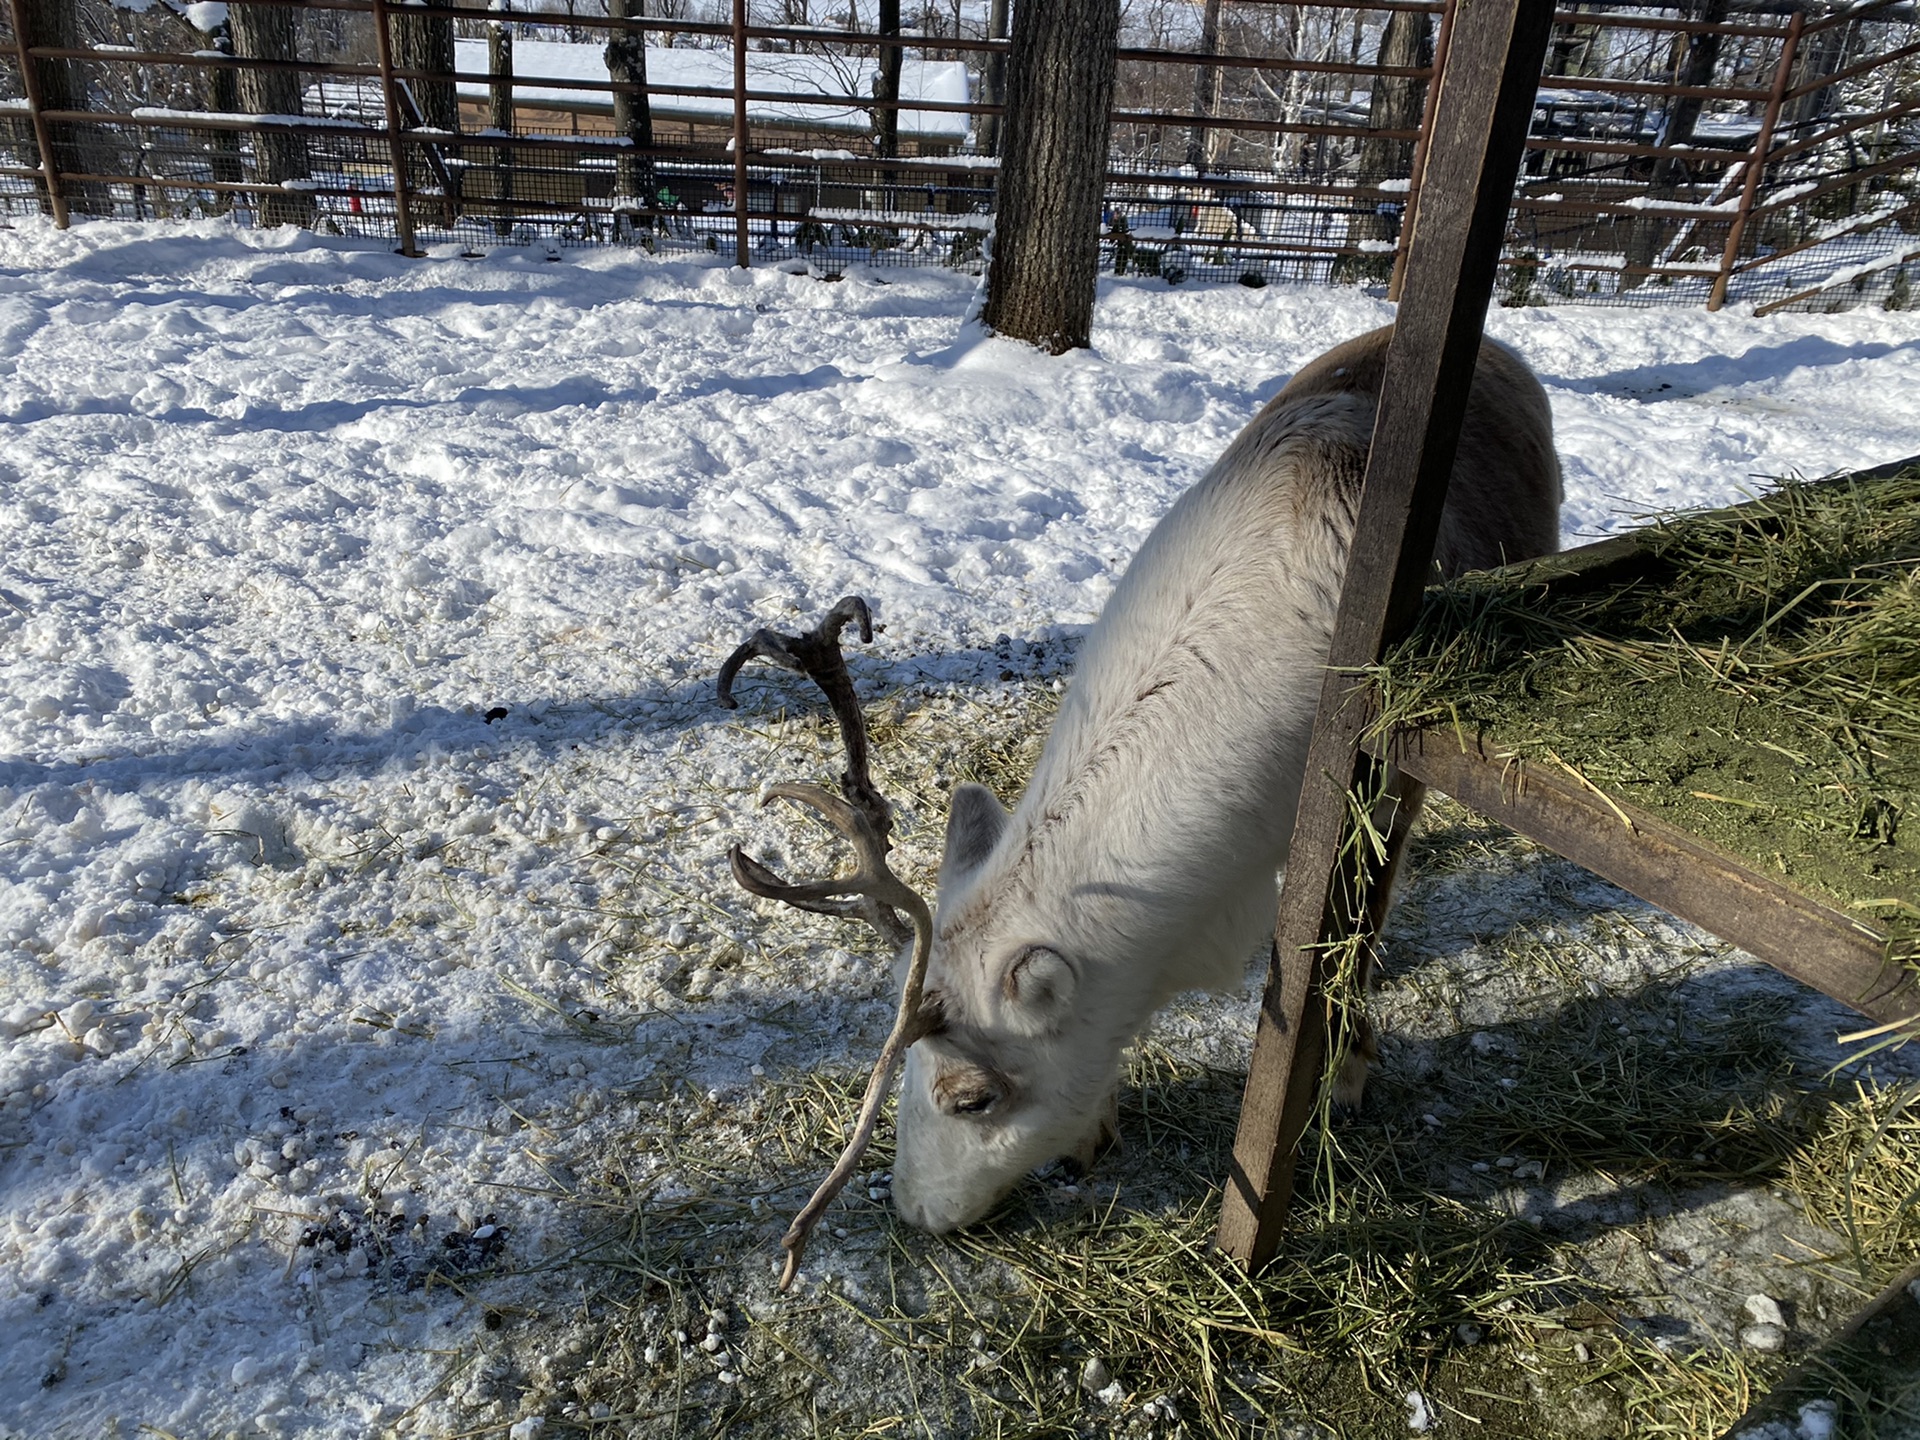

{"left": 1217, "top": 0, "right": 1555, "bottom": 1270}
{"left": 1711, "top": 1258, "right": 1920, "bottom": 1440}
{"left": 1373, "top": 725, "right": 1918, "bottom": 1029}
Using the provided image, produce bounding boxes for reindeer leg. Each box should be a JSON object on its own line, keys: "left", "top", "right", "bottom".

{"left": 1330, "top": 1016, "right": 1381, "bottom": 1113}
{"left": 1331, "top": 769, "right": 1425, "bottom": 1112}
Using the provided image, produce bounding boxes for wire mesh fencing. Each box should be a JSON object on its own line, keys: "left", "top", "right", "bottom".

{"left": 1, "top": 1, "right": 1915, "bottom": 313}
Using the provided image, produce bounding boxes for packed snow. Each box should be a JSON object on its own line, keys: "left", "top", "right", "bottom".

{"left": 3, "top": 216, "right": 1919, "bottom": 1438}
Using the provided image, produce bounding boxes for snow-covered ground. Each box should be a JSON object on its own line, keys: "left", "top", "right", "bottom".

{"left": 3, "top": 217, "right": 1919, "bottom": 1440}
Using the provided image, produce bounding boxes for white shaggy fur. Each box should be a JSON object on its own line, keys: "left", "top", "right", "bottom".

{"left": 890, "top": 325, "right": 1563, "bottom": 1233}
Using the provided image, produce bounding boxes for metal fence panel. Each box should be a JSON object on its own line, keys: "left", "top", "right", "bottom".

{"left": 1, "top": 0, "right": 1915, "bottom": 313}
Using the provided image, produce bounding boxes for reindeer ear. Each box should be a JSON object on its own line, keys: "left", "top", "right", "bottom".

{"left": 1002, "top": 946, "right": 1076, "bottom": 1026}
{"left": 940, "top": 782, "right": 1009, "bottom": 883}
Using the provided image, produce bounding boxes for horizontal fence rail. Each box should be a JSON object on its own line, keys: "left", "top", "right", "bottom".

{"left": 1, "top": 0, "right": 1916, "bottom": 312}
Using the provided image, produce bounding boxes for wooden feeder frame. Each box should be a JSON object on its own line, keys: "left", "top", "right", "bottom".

{"left": 1213, "top": 2, "right": 1919, "bottom": 1432}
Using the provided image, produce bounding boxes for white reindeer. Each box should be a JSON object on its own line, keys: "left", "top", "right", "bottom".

{"left": 720, "top": 323, "right": 1561, "bottom": 1280}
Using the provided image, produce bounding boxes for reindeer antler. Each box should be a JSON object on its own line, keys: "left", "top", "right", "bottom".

{"left": 716, "top": 597, "right": 938, "bottom": 1291}
{"left": 718, "top": 597, "right": 888, "bottom": 839}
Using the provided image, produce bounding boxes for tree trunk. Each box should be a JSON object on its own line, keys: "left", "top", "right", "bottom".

{"left": 228, "top": 1, "right": 314, "bottom": 227}
{"left": 1359, "top": 11, "right": 1430, "bottom": 181}
{"left": 195, "top": 10, "right": 243, "bottom": 200}
{"left": 1185, "top": 0, "right": 1222, "bottom": 173}
{"left": 15, "top": 0, "right": 116, "bottom": 215}
{"left": 874, "top": 0, "right": 902, "bottom": 158}
{"left": 978, "top": 0, "right": 1009, "bottom": 157}
{"left": 393, "top": 3, "right": 458, "bottom": 132}
{"left": 608, "top": 0, "right": 656, "bottom": 220}
{"left": 489, "top": 20, "right": 515, "bottom": 236}
{"left": 1549, "top": 7, "right": 1590, "bottom": 77}
{"left": 1346, "top": 9, "right": 1431, "bottom": 273}
{"left": 1784, "top": 19, "right": 1849, "bottom": 135}
{"left": 1654, "top": 4, "right": 1727, "bottom": 160}
{"left": 982, "top": 0, "right": 1120, "bottom": 353}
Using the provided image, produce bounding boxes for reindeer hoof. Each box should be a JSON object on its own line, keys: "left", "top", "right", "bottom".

{"left": 1330, "top": 1049, "right": 1372, "bottom": 1113}
{"left": 1330, "top": 1012, "right": 1379, "bottom": 1114}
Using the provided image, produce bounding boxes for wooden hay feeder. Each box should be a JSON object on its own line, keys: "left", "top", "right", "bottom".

{"left": 1217, "top": 2, "right": 1920, "bottom": 1431}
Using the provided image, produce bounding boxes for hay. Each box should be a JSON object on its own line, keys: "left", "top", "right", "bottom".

{"left": 1371, "top": 463, "right": 1920, "bottom": 982}
{"left": 1787, "top": 1080, "right": 1920, "bottom": 1273}
{"left": 536, "top": 580, "right": 1920, "bottom": 1437}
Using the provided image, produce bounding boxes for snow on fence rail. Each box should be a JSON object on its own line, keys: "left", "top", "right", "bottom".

{"left": 1, "top": 0, "right": 1916, "bottom": 311}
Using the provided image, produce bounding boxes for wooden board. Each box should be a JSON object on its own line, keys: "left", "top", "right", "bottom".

{"left": 1371, "top": 722, "right": 1918, "bottom": 1027}
{"left": 1370, "top": 454, "right": 1920, "bottom": 1016}
{"left": 1216, "top": 0, "right": 1558, "bottom": 1270}
{"left": 1468, "top": 451, "right": 1920, "bottom": 600}
{"left": 1712, "top": 1258, "right": 1920, "bottom": 1438}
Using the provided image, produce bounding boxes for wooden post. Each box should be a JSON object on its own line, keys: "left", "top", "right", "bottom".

{"left": 1215, "top": 0, "right": 1556, "bottom": 1272}
{"left": 6, "top": 0, "right": 69, "bottom": 226}
{"left": 1709, "top": 10, "right": 1803, "bottom": 312}
{"left": 1386, "top": 0, "right": 1457, "bottom": 304}
{"left": 488, "top": 16, "right": 513, "bottom": 238}
{"left": 371, "top": 0, "right": 423, "bottom": 257}
{"left": 732, "top": 0, "right": 749, "bottom": 268}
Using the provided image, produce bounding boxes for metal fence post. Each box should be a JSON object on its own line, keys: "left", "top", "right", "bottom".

{"left": 7, "top": 0, "right": 70, "bottom": 227}
{"left": 1709, "top": 9, "right": 1804, "bottom": 311}
{"left": 732, "top": 0, "right": 750, "bottom": 268}
{"left": 371, "top": 0, "right": 423, "bottom": 257}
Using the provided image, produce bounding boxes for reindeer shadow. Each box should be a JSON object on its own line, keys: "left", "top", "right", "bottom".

{"left": 949, "top": 955, "right": 1901, "bottom": 1332}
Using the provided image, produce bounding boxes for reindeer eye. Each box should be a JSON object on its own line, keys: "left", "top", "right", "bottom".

{"left": 933, "top": 1069, "right": 1004, "bottom": 1117}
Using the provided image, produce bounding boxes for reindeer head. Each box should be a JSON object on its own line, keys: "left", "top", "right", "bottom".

{"left": 886, "top": 781, "right": 1122, "bottom": 1233}
{"left": 718, "top": 599, "right": 1114, "bottom": 1282}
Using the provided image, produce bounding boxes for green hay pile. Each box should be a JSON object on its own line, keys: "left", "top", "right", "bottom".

{"left": 1372, "top": 463, "right": 1920, "bottom": 978}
